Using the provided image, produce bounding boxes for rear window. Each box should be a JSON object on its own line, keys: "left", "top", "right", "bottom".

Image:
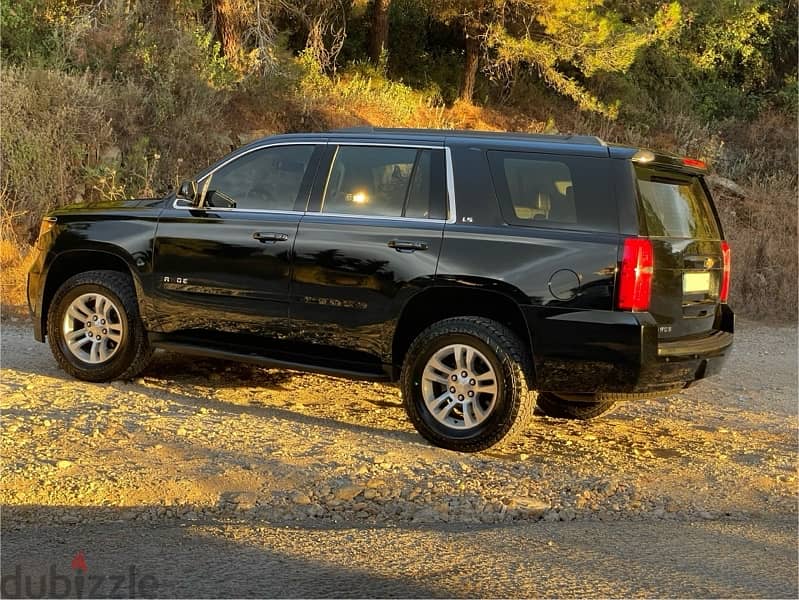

{"left": 487, "top": 151, "right": 616, "bottom": 233}
{"left": 635, "top": 167, "right": 720, "bottom": 239}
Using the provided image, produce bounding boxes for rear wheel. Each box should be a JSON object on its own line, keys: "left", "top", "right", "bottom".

{"left": 537, "top": 388, "right": 685, "bottom": 420}
{"left": 47, "top": 270, "right": 153, "bottom": 382}
{"left": 401, "top": 317, "right": 536, "bottom": 452}
{"left": 536, "top": 393, "right": 617, "bottom": 420}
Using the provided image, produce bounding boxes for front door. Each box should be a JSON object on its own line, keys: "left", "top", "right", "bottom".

{"left": 151, "top": 143, "right": 323, "bottom": 339}
{"left": 290, "top": 143, "right": 449, "bottom": 363}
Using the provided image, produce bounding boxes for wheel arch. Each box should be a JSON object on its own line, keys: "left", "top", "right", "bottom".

{"left": 391, "top": 284, "right": 535, "bottom": 382}
{"left": 40, "top": 248, "right": 143, "bottom": 339}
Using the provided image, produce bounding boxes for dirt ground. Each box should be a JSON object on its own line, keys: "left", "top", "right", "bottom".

{"left": 1, "top": 318, "right": 797, "bottom": 597}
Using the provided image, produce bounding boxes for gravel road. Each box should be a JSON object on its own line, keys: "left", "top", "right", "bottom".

{"left": 1, "top": 318, "right": 797, "bottom": 597}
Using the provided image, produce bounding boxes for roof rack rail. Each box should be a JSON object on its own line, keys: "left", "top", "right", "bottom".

{"left": 327, "top": 127, "right": 605, "bottom": 146}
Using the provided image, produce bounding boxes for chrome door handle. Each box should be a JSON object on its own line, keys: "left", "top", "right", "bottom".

{"left": 388, "top": 239, "right": 428, "bottom": 252}
{"left": 253, "top": 232, "right": 289, "bottom": 243}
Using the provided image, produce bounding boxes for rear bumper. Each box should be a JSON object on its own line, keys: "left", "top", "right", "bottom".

{"left": 523, "top": 304, "right": 734, "bottom": 394}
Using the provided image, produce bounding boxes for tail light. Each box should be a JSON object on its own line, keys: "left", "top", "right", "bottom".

{"left": 720, "top": 240, "right": 731, "bottom": 302}
{"left": 617, "top": 238, "right": 654, "bottom": 311}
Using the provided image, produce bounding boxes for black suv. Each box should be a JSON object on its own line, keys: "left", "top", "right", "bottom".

{"left": 27, "top": 128, "right": 733, "bottom": 451}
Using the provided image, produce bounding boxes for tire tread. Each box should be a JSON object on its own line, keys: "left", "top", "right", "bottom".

{"left": 47, "top": 270, "right": 153, "bottom": 382}
{"left": 401, "top": 316, "right": 536, "bottom": 452}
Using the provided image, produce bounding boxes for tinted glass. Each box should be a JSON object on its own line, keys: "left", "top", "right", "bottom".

{"left": 202, "top": 145, "right": 315, "bottom": 211}
{"left": 322, "top": 146, "right": 445, "bottom": 218}
{"left": 636, "top": 167, "right": 720, "bottom": 239}
{"left": 488, "top": 151, "right": 616, "bottom": 232}
{"left": 405, "top": 149, "right": 433, "bottom": 218}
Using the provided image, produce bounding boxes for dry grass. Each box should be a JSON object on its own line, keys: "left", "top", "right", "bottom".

{"left": 0, "top": 240, "right": 34, "bottom": 317}
{"left": 1, "top": 58, "right": 795, "bottom": 322}
{"left": 712, "top": 178, "right": 798, "bottom": 320}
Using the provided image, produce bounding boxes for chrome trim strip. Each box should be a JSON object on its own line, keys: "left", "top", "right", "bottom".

{"left": 199, "top": 141, "right": 323, "bottom": 184}
{"left": 172, "top": 140, "right": 323, "bottom": 212}
{"left": 305, "top": 213, "right": 446, "bottom": 224}
{"left": 319, "top": 142, "right": 455, "bottom": 222}
{"left": 169, "top": 200, "right": 305, "bottom": 215}
{"left": 170, "top": 138, "right": 458, "bottom": 223}
{"left": 332, "top": 142, "right": 442, "bottom": 150}
{"left": 444, "top": 146, "right": 456, "bottom": 224}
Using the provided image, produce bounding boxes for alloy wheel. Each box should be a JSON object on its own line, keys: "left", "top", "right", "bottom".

{"left": 420, "top": 343, "right": 498, "bottom": 429}
{"left": 61, "top": 292, "right": 124, "bottom": 364}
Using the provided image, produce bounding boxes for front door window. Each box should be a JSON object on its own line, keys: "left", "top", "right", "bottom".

{"left": 201, "top": 145, "right": 316, "bottom": 211}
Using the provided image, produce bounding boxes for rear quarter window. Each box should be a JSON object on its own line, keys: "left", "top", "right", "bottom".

{"left": 635, "top": 167, "right": 720, "bottom": 240}
{"left": 487, "top": 151, "right": 617, "bottom": 233}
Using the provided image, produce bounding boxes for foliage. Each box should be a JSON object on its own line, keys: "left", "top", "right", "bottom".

{"left": 485, "top": 1, "right": 682, "bottom": 117}
{"left": 0, "top": 67, "right": 114, "bottom": 234}
{"left": 0, "top": 0, "right": 796, "bottom": 317}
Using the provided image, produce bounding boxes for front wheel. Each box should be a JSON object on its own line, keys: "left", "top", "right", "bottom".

{"left": 401, "top": 317, "right": 536, "bottom": 452}
{"left": 47, "top": 270, "right": 153, "bottom": 382}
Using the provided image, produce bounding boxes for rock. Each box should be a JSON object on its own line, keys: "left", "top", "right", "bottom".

{"left": 560, "top": 508, "right": 576, "bottom": 521}
{"left": 100, "top": 145, "right": 122, "bottom": 166}
{"left": 61, "top": 514, "right": 79, "bottom": 524}
{"left": 290, "top": 491, "right": 311, "bottom": 505}
{"left": 227, "top": 492, "right": 258, "bottom": 509}
{"left": 56, "top": 460, "right": 73, "bottom": 469}
{"left": 363, "top": 488, "right": 379, "bottom": 500}
{"left": 506, "top": 497, "right": 550, "bottom": 517}
{"left": 237, "top": 129, "right": 274, "bottom": 146}
{"left": 411, "top": 508, "right": 438, "bottom": 523}
{"left": 334, "top": 485, "right": 364, "bottom": 502}
{"left": 543, "top": 509, "right": 560, "bottom": 522}
{"left": 707, "top": 174, "right": 746, "bottom": 198}
{"left": 210, "top": 132, "right": 235, "bottom": 150}
{"left": 433, "top": 501, "right": 450, "bottom": 516}
{"left": 176, "top": 428, "right": 188, "bottom": 436}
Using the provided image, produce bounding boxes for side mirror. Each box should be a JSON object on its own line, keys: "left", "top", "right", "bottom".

{"left": 176, "top": 180, "right": 198, "bottom": 207}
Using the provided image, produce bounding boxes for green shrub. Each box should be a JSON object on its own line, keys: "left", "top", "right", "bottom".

{"left": 0, "top": 67, "right": 114, "bottom": 234}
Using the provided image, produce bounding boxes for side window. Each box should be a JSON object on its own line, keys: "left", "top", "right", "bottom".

{"left": 202, "top": 145, "right": 316, "bottom": 211}
{"left": 321, "top": 146, "right": 446, "bottom": 219}
{"left": 487, "top": 151, "right": 616, "bottom": 232}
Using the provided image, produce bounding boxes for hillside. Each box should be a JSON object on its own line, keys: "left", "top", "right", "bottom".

{"left": 1, "top": 0, "right": 796, "bottom": 318}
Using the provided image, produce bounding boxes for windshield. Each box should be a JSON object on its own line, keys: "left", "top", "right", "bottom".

{"left": 635, "top": 166, "right": 720, "bottom": 240}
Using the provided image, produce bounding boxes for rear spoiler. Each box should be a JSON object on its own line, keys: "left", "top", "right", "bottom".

{"left": 631, "top": 150, "right": 708, "bottom": 174}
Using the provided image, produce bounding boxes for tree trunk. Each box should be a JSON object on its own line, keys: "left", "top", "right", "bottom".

{"left": 212, "top": 0, "right": 247, "bottom": 61}
{"left": 368, "top": 0, "right": 391, "bottom": 64}
{"left": 460, "top": 31, "right": 480, "bottom": 103}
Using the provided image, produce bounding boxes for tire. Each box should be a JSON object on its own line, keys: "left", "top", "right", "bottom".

{"left": 401, "top": 316, "right": 536, "bottom": 452}
{"left": 537, "top": 388, "right": 682, "bottom": 420}
{"left": 47, "top": 270, "right": 153, "bottom": 382}
{"left": 536, "top": 392, "right": 617, "bottom": 420}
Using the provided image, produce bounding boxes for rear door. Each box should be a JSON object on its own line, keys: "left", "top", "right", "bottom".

{"left": 634, "top": 165, "right": 725, "bottom": 339}
{"left": 290, "top": 142, "right": 448, "bottom": 363}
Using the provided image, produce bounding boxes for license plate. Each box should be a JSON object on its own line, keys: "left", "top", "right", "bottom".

{"left": 683, "top": 272, "right": 711, "bottom": 294}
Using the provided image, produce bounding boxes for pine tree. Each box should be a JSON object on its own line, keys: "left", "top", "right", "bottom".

{"left": 433, "top": 0, "right": 681, "bottom": 116}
